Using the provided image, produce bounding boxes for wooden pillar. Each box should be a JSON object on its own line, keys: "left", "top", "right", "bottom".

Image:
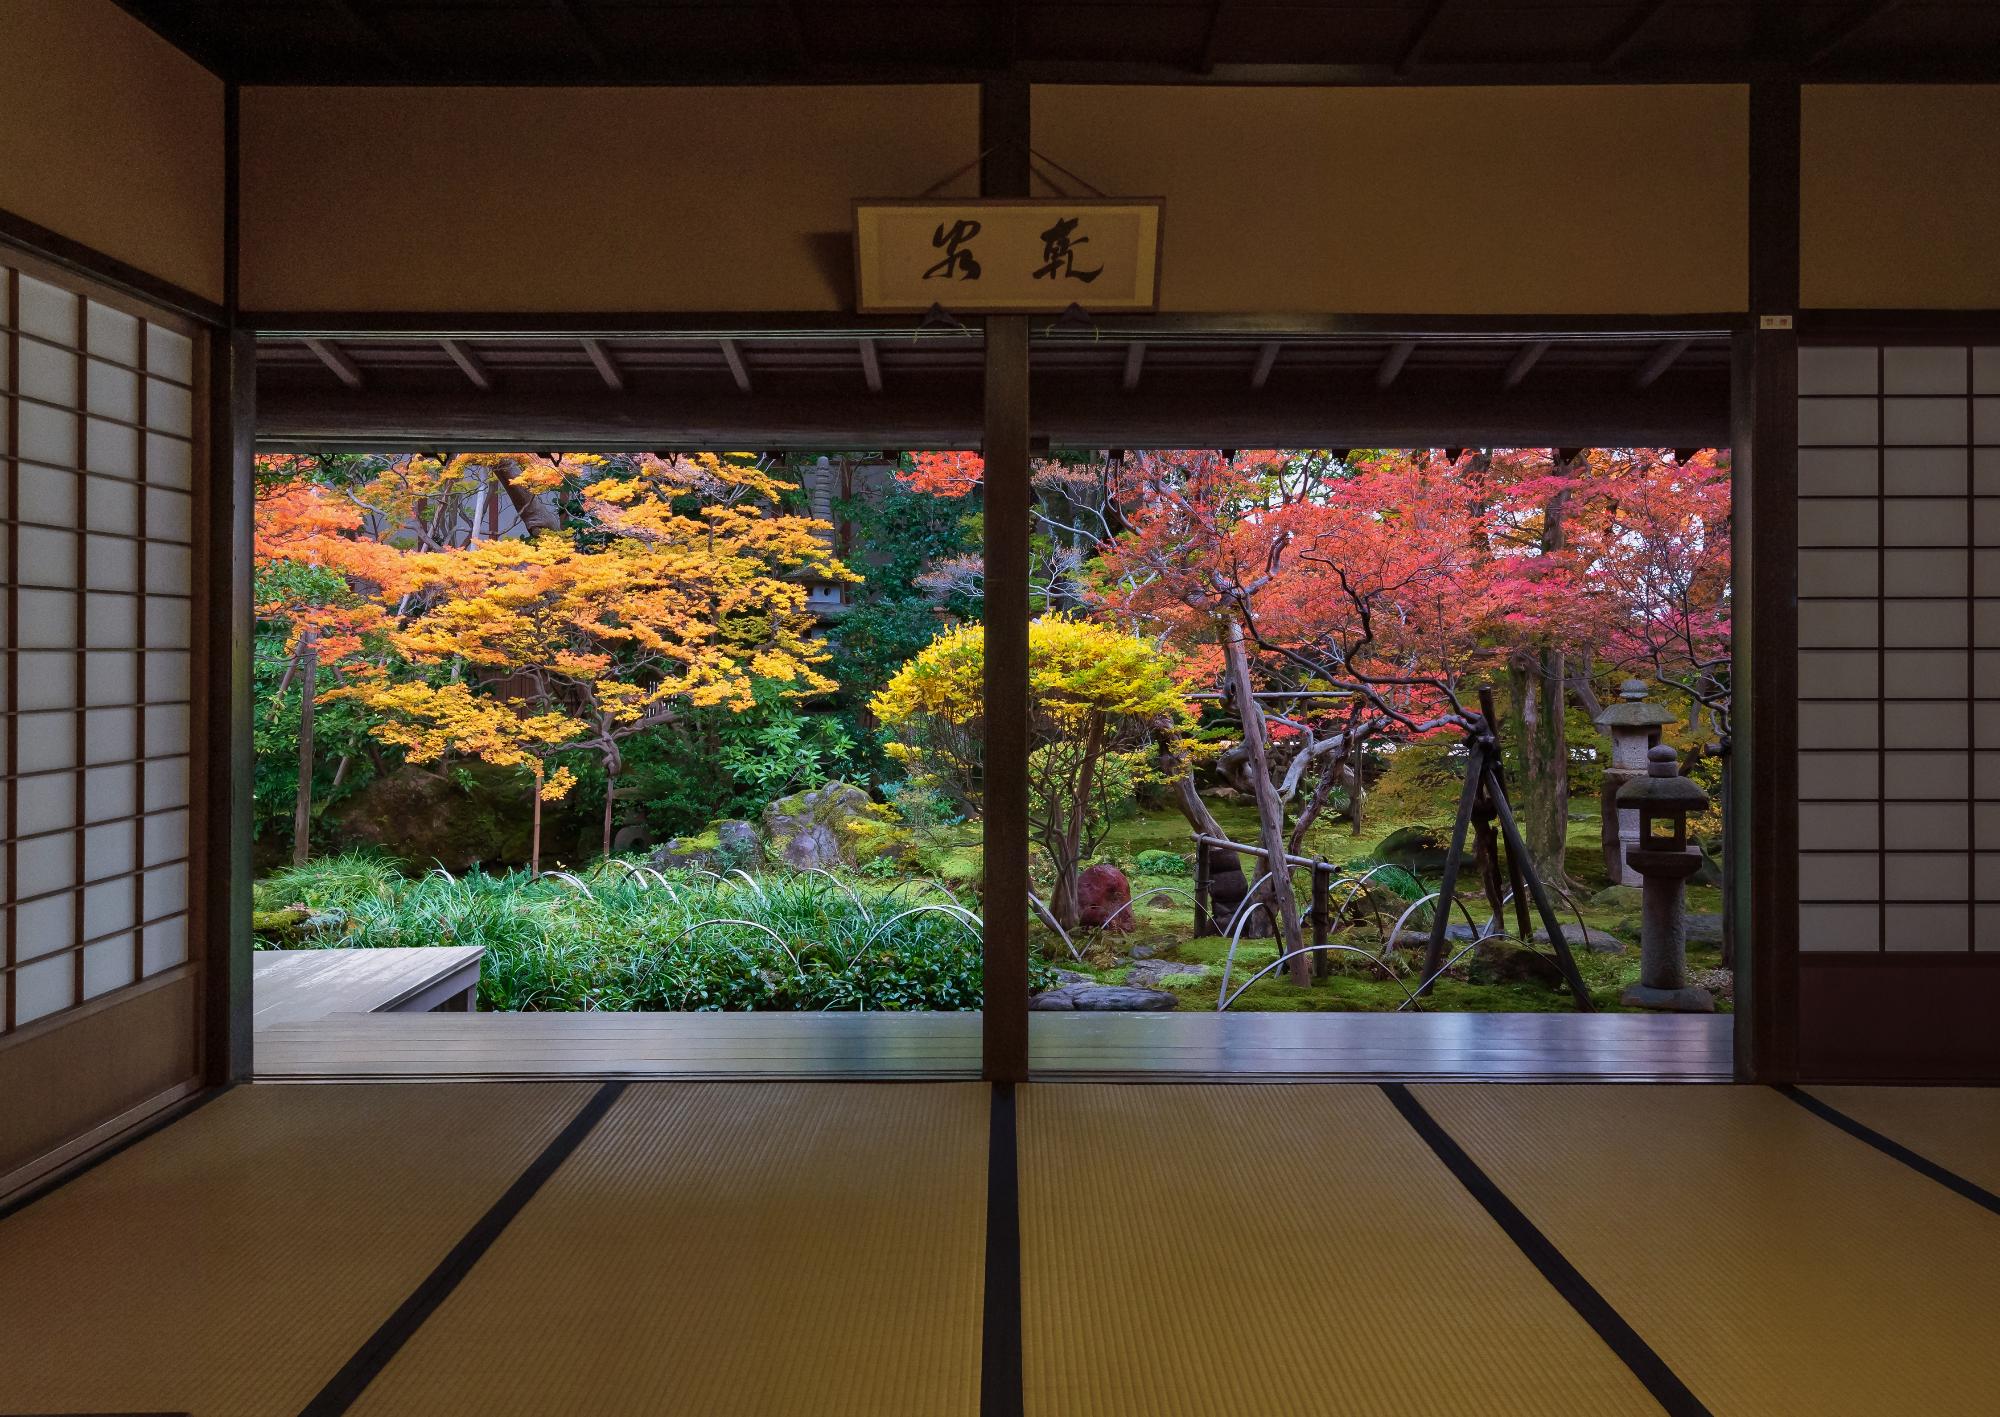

{"left": 1734, "top": 78, "right": 1801, "bottom": 1082}
{"left": 199, "top": 83, "right": 255, "bottom": 1085}
{"left": 981, "top": 78, "right": 1032, "bottom": 1082}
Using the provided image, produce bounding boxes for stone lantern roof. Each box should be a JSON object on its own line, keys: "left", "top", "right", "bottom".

{"left": 1616, "top": 744, "right": 1708, "bottom": 810}
{"left": 1594, "top": 678, "right": 1675, "bottom": 731}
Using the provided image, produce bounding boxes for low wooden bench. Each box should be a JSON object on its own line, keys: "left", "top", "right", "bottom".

{"left": 253, "top": 946, "right": 486, "bottom": 1030}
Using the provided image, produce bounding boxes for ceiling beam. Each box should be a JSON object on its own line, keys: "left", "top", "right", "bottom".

{"left": 858, "top": 338, "right": 883, "bottom": 393}
{"left": 1633, "top": 336, "right": 1695, "bottom": 389}
{"left": 1249, "top": 341, "right": 1281, "bottom": 390}
{"left": 258, "top": 368, "right": 1731, "bottom": 451}
{"left": 775, "top": 0, "right": 813, "bottom": 74}
{"left": 440, "top": 339, "right": 492, "bottom": 392}
{"left": 1595, "top": 0, "right": 1674, "bottom": 70}
{"left": 719, "top": 338, "right": 752, "bottom": 394}
{"left": 549, "top": 0, "right": 613, "bottom": 75}
{"left": 322, "top": 0, "right": 408, "bottom": 75}
{"left": 1195, "top": 0, "right": 1234, "bottom": 74}
{"left": 1375, "top": 340, "right": 1417, "bottom": 389}
{"left": 1501, "top": 339, "right": 1551, "bottom": 390}
{"left": 580, "top": 338, "right": 624, "bottom": 392}
{"left": 1807, "top": 0, "right": 1903, "bottom": 67}
{"left": 1396, "top": 0, "right": 1451, "bottom": 75}
{"left": 1122, "top": 341, "right": 1146, "bottom": 392}
{"left": 303, "top": 338, "right": 363, "bottom": 390}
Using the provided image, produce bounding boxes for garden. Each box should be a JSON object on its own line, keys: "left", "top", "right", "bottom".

{"left": 252, "top": 446, "right": 1732, "bottom": 1015}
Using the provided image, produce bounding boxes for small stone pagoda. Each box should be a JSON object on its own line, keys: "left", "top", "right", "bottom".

{"left": 1594, "top": 679, "right": 1675, "bottom": 886}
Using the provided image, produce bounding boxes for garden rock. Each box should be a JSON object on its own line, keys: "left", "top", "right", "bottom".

{"left": 1125, "top": 959, "right": 1204, "bottom": 989}
{"left": 1077, "top": 863, "right": 1134, "bottom": 933}
{"left": 1050, "top": 968, "right": 1097, "bottom": 988}
{"left": 337, "top": 761, "right": 533, "bottom": 871}
{"left": 760, "top": 782, "right": 876, "bottom": 870}
{"left": 1591, "top": 885, "right": 1644, "bottom": 911}
{"left": 1388, "top": 922, "right": 1481, "bottom": 950}
{"left": 715, "top": 819, "right": 765, "bottom": 869}
{"left": 1685, "top": 913, "right": 1724, "bottom": 946}
{"left": 1376, "top": 824, "right": 1451, "bottom": 876}
{"left": 1465, "top": 938, "right": 1568, "bottom": 989}
{"left": 1531, "top": 924, "right": 1628, "bottom": 954}
{"left": 1204, "top": 843, "right": 1271, "bottom": 937}
{"left": 1030, "top": 983, "right": 1179, "bottom": 1011}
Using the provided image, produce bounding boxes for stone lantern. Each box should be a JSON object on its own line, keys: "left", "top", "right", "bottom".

{"left": 1594, "top": 679, "right": 1675, "bottom": 886}
{"left": 1616, "top": 744, "right": 1714, "bottom": 1012}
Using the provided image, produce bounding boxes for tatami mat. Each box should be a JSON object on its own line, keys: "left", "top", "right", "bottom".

{"left": 0, "top": 1081, "right": 594, "bottom": 1417}
{"left": 1807, "top": 1085, "right": 2000, "bottom": 1193}
{"left": 1018, "top": 1084, "right": 1659, "bottom": 1416}
{"left": 1414, "top": 1084, "right": 2000, "bottom": 1415}
{"left": 347, "top": 1081, "right": 989, "bottom": 1416}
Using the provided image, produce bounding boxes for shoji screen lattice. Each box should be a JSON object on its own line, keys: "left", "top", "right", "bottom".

{"left": 1797, "top": 344, "right": 2000, "bottom": 953}
{"left": 1, "top": 257, "right": 196, "bottom": 1036}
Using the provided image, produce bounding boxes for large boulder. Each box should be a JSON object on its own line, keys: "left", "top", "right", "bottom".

{"left": 1203, "top": 842, "right": 1271, "bottom": 938}
{"left": 1465, "top": 938, "right": 1569, "bottom": 989}
{"left": 1076, "top": 863, "right": 1134, "bottom": 933}
{"left": 335, "top": 762, "right": 533, "bottom": 871}
{"left": 760, "top": 782, "right": 888, "bottom": 870}
{"left": 1531, "top": 923, "right": 1628, "bottom": 955}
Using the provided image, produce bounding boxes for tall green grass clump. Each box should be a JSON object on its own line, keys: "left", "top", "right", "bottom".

{"left": 260, "top": 858, "right": 1041, "bottom": 1013}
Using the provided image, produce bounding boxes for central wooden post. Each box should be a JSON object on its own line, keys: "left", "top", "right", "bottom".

{"left": 981, "top": 77, "right": 1032, "bottom": 1082}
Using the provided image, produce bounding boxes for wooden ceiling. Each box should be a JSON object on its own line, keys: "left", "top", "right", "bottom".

{"left": 255, "top": 326, "right": 1732, "bottom": 450}
{"left": 117, "top": 1, "right": 2000, "bottom": 85}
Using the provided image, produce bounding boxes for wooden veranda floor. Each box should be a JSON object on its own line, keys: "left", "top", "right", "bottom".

{"left": 254, "top": 1009, "right": 1732, "bottom": 1081}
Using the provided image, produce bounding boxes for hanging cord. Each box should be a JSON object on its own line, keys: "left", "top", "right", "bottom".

{"left": 915, "top": 143, "right": 1113, "bottom": 200}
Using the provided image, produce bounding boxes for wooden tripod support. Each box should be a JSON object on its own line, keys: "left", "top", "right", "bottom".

{"left": 1418, "top": 695, "right": 1595, "bottom": 1012}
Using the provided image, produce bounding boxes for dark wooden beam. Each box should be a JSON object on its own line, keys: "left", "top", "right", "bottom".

{"left": 1196, "top": 0, "right": 1234, "bottom": 74}
{"left": 858, "top": 337, "right": 883, "bottom": 393}
{"left": 1633, "top": 335, "right": 1695, "bottom": 389}
{"left": 1501, "top": 339, "right": 1551, "bottom": 390}
{"left": 981, "top": 75, "right": 1031, "bottom": 1087}
{"left": 1122, "top": 340, "right": 1146, "bottom": 392}
{"left": 257, "top": 367, "right": 1730, "bottom": 451}
{"left": 303, "top": 337, "right": 363, "bottom": 389}
{"left": 1249, "top": 341, "right": 1280, "bottom": 390}
{"left": 774, "top": 0, "right": 813, "bottom": 75}
{"left": 1739, "top": 78, "right": 1802, "bottom": 1085}
{"left": 718, "top": 337, "right": 752, "bottom": 394}
{"left": 1376, "top": 339, "right": 1417, "bottom": 389}
{"left": 440, "top": 338, "right": 492, "bottom": 392}
{"left": 1396, "top": 0, "right": 1451, "bottom": 75}
{"left": 1806, "top": 0, "right": 1903, "bottom": 67}
{"left": 323, "top": 0, "right": 408, "bottom": 75}
{"left": 580, "top": 337, "right": 623, "bottom": 391}
{"left": 549, "top": 0, "right": 613, "bottom": 75}
{"left": 1595, "top": 0, "right": 1673, "bottom": 70}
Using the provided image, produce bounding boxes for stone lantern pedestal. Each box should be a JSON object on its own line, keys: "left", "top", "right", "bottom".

{"left": 1617, "top": 744, "right": 1715, "bottom": 1013}
{"left": 1594, "top": 679, "right": 1675, "bottom": 887}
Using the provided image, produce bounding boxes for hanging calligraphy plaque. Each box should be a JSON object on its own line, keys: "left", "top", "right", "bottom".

{"left": 853, "top": 199, "right": 1164, "bottom": 314}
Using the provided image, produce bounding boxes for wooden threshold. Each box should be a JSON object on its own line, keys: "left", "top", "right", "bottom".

{"left": 253, "top": 1010, "right": 1732, "bottom": 1083}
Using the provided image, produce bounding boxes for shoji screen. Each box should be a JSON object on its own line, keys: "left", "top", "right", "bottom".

{"left": 1797, "top": 344, "right": 2000, "bottom": 958}
{"left": 0, "top": 250, "right": 201, "bottom": 1185}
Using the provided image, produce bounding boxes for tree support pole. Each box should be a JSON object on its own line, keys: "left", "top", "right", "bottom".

{"left": 1418, "top": 743, "right": 1485, "bottom": 996}
{"left": 1486, "top": 760, "right": 1595, "bottom": 1011}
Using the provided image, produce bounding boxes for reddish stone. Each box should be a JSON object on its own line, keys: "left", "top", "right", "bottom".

{"left": 1077, "top": 863, "right": 1134, "bottom": 933}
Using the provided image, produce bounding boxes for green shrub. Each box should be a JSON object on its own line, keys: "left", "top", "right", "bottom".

{"left": 1133, "top": 849, "right": 1189, "bottom": 877}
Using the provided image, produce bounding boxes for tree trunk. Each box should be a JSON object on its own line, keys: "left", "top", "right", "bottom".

{"left": 600, "top": 741, "right": 624, "bottom": 860}
{"left": 1511, "top": 648, "right": 1573, "bottom": 888}
{"left": 1049, "top": 843, "right": 1082, "bottom": 932}
{"left": 1221, "top": 620, "right": 1307, "bottom": 981}
{"left": 292, "top": 630, "right": 318, "bottom": 866}
{"left": 1510, "top": 469, "right": 1575, "bottom": 888}
{"left": 494, "top": 458, "right": 561, "bottom": 535}
{"left": 530, "top": 775, "right": 544, "bottom": 877}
